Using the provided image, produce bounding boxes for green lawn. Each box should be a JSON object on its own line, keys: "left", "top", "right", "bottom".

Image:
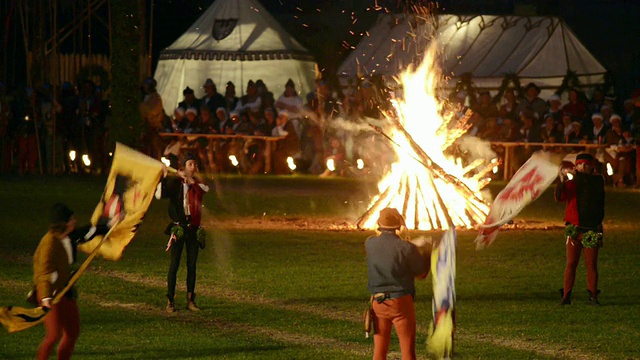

{"left": 0, "top": 175, "right": 639, "bottom": 359}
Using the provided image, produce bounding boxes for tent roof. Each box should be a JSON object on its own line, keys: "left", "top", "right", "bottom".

{"left": 160, "top": 0, "right": 314, "bottom": 62}
{"left": 338, "top": 14, "right": 606, "bottom": 90}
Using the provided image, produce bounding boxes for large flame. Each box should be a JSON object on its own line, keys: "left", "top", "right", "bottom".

{"left": 358, "top": 44, "right": 492, "bottom": 230}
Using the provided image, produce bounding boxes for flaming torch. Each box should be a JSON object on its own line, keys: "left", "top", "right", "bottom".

{"left": 356, "top": 44, "right": 493, "bottom": 231}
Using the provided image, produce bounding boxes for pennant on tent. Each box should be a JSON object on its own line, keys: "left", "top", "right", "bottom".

{"left": 427, "top": 228, "right": 456, "bottom": 360}
{"left": 474, "top": 151, "right": 561, "bottom": 249}
{"left": 78, "top": 143, "right": 164, "bottom": 260}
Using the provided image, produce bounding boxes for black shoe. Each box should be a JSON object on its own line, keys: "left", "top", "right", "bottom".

{"left": 588, "top": 297, "right": 600, "bottom": 306}
{"left": 558, "top": 289, "right": 571, "bottom": 305}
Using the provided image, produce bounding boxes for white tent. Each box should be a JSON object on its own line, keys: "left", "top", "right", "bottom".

{"left": 154, "top": 0, "right": 317, "bottom": 114}
{"left": 338, "top": 14, "right": 607, "bottom": 99}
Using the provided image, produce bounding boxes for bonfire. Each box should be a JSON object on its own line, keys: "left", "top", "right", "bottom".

{"left": 357, "top": 43, "right": 494, "bottom": 231}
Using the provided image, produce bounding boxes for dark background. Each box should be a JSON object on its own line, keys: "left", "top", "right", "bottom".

{"left": 154, "top": 0, "right": 640, "bottom": 99}
{"left": 3, "top": 0, "right": 640, "bottom": 99}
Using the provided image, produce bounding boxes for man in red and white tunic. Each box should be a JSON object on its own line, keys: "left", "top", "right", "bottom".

{"left": 155, "top": 154, "right": 209, "bottom": 312}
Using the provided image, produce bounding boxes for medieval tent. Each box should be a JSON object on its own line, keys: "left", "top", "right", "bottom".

{"left": 154, "top": 0, "right": 317, "bottom": 114}
{"left": 338, "top": 14, "right": 607, "bottom": 99}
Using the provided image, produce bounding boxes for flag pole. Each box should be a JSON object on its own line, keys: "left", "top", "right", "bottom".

{"left": 52, "top": 220, "right": 120, "bottom": 304}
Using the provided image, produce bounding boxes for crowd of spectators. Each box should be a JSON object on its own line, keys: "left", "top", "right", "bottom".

{"left": 2, "top": 75, "right": 640, "bottom": 187}
{"left": 464, "top": 83, "right": 640, "bottom": 187}
{"left": 142, "top": 76, "right": 385, "bottom": 176}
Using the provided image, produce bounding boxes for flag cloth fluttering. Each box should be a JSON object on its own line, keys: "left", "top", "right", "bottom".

{"left": 474, "top": 151, "right": 561, "bottom": 249}
{"left": 78, "top": 143, "right": 164, "bottom": 260}
{"left": 1, "top": 143, "right": 163, "bottom": 333}
{"left": 427, "top": 228, "right": 456, "bottom": 359}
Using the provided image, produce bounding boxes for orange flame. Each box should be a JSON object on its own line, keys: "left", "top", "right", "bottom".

{"left": 358, "top": 44, "right": 492, "bottom": 230}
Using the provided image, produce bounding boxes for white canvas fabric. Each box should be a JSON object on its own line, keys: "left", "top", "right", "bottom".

{"left": 154, "top": 0, "right": 317, "bottom": 114}
{"left": 338, "top": 14, "right": 606, "bottom": 99}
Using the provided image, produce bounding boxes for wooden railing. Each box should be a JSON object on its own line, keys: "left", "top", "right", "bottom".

{"left": 490, "top": 142, "right": 609, "bottom": 180}
{"left": 159, "top": 133, "right": 613, "bottom": 179}
{"left": 159, "top": 133, "right": 284, "bottom": 173}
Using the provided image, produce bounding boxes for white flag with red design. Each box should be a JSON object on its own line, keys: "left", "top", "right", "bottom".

{"left": 475, "top": 151, "right": 561, "bottom": 249}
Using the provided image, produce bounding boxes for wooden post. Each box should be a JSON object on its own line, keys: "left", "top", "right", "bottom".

{"left": 51, "top": 0, "right": 59, "bottom": 174}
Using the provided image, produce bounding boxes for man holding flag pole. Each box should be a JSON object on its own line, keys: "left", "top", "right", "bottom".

{"left": 1, "top": 143, "right": 165, "bottom": 357}
{"left": 32, "top": 203, "right": 117, "bottom": 360}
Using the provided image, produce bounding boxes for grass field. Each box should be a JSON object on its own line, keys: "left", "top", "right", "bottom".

{"left": 0, "top": 175, "right": 639, "bottom": 360}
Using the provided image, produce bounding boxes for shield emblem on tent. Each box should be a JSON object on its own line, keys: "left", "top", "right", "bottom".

{"left": 212, "top": 19, "right": 237, "bottom": 40}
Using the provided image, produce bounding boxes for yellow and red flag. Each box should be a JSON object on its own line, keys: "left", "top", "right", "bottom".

{"left": 1, "top": 143, "right": 163, "bottom": 333}
{"left": 78, "top": 142, "right": 164, "bottom": 260}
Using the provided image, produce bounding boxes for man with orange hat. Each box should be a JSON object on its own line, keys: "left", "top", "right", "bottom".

{"left": 555, "top": 153, "right": 605, "bottom": 306}
{"left": 365, "top": 208, "right": 429, "bottom": 360}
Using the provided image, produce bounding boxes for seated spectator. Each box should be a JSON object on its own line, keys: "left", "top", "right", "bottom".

{"left": 235, "top": 80, "right": 262, "bottom": 113}
{"left": 547, "top": 94, "right": 563, "bottom": 123}
{"left": 473, "top": 91, "right": 499, "bottom": 120}
{"left": 162, "top": 107, "right": 184, "bottom": 133}
{"left": 178, "top": 87, "right": 200, "bottom": 111}
{"left": 561, "top": 112, "right": 574, "bottom": 141}
{"left": 201, "top": 79, "right": 225, "bottom": 114}
{"left": 182, "top": 107, "right": 200, "bottom": 134}
{"left": 276, "top": 79, "right": 304, "bottom": 138}
{"left": 517, "top": 82, "right": 549, "bottom": 121}
{"left": 496, "top": 117, "right": 519, "bottom": 142}
{"left": 232, "top": 111, "right": 254, "bottom": 135}
{"left": 588, "top": 113, "right": 607, "bottom": 144}
{"left": 622, "top": 99, "right": 635, "bottom": 130}
{"left": 519, "top": 112, "right": 543, "bottom": 143}
{"left": 498, "top": 88, "right": 519, "bottom": 123}
{"left": 478, "top": 117, "right": 501, "bottom": 141}
{"left": 224, "top": 81, "right": 238, "bottom": 112}
{"left": 561, "top": 88, "right": 587, "bottom": 122}
{"left": 215, "top": 107, "right": 230, "bottom": 134}
{"left": 605, "top": 121, "right": 635, "bottom": 187}
{"left": 600, "top": 105, "right": 613, "bottom": 126}
{"left": 199, "top": 105, "right": 219, "bottom": 134}
{"left": 567, "top": 121, "right": 586, "bottom": 144}
{"left": 255, "top": 107, "right": 276, "bottom": 136}
{"left": 541, "top": 114, "right": 562, "bottom": 143}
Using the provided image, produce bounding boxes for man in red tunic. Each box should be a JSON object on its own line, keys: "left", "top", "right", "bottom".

{"left": 555, "top": 153, "right": 605, "bottom": 305}
{"left": 155, "top": 154, "right": 209, "bottom": 312}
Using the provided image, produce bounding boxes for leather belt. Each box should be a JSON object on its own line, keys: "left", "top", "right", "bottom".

{"left": 373, "top": 290, "right": 411, "bottom": 303}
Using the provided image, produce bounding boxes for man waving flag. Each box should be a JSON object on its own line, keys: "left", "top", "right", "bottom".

{"left": 1, "top": 143, "right": 163, "bottom": 333}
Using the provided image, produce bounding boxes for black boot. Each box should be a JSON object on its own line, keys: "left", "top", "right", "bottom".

{"left": 559, "top": 289, "right": 572, "bottom": 305}
{"left": 588, "top": 290, "right": 601, "bottom": 306}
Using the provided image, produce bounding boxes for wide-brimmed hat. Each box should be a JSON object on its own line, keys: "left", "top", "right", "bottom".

{"left": 377, "top": 208, "right": 406, "bottom": 230}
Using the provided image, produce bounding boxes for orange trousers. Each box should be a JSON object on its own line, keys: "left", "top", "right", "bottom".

{"left": 563, "top": 235, "right": 599, "bottom": 298}
{"left": 37, "top": 297, "right": 80, "bottom": 360}
{"left": 372, "top": 294, "right": 416, "bottom": 360}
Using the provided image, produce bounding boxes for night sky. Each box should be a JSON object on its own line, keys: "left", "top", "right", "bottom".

{"left": 150, "top": 0, "right": 640, "bottom": 98}
{"left": 2, "top": 0, "right": 639, "bottom": 98}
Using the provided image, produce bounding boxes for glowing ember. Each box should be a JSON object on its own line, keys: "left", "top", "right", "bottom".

{"left": 357, "top": 44, "right": 493, "bottom": 231}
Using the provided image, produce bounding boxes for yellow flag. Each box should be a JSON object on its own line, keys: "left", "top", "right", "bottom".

{"left": 78, "top": 143, "right": 164, "bottom": 260}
